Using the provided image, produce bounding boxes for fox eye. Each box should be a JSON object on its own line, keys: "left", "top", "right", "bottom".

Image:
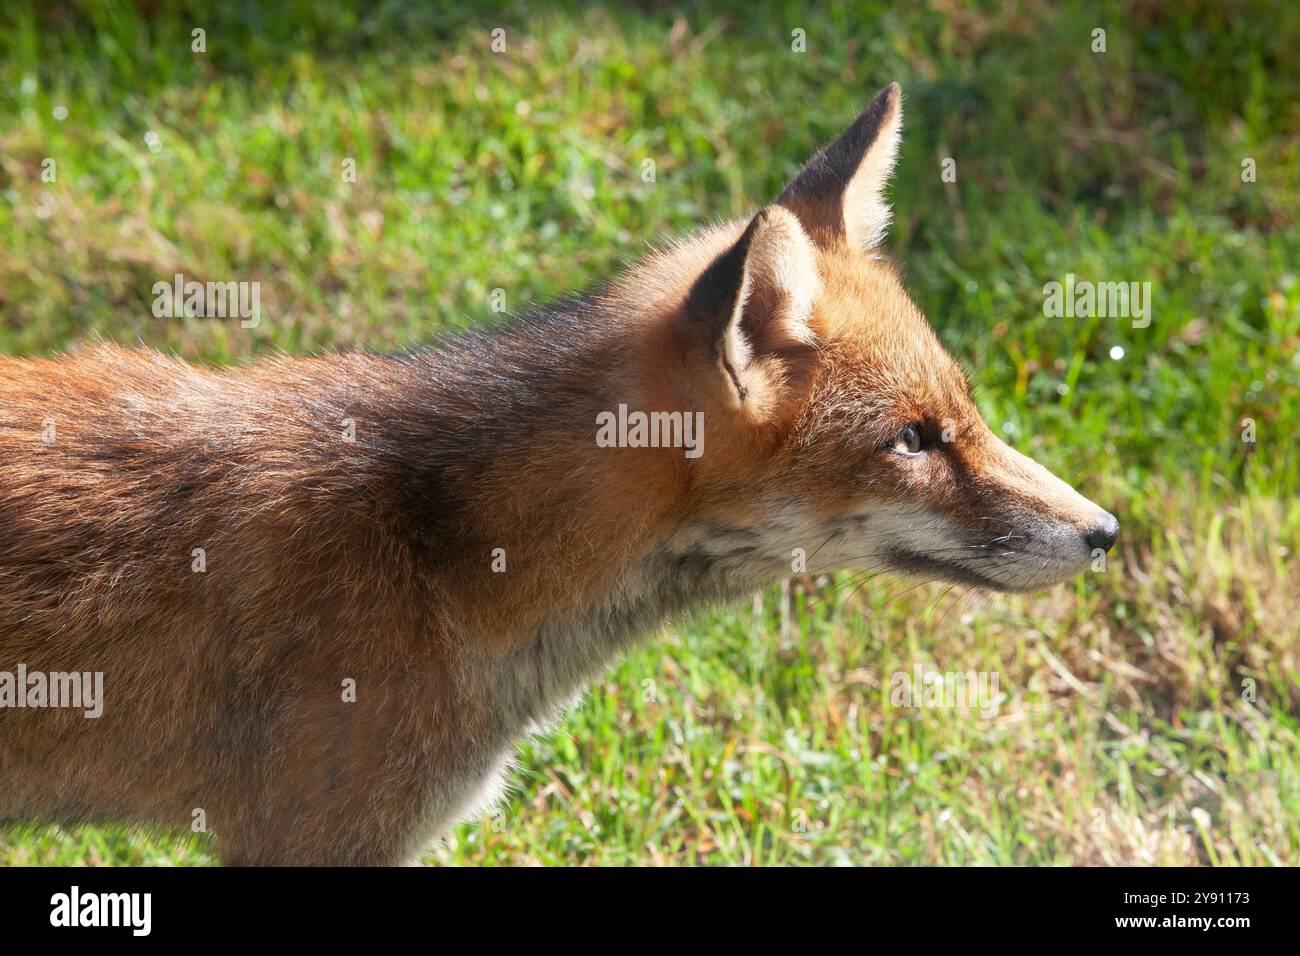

{"left": 890, "top": 423, "right": 924, "bottom": 455}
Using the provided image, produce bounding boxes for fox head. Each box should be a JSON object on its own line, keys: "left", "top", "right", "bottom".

{"left": 624, "top": 82, "right": 1117, "bottom": 594}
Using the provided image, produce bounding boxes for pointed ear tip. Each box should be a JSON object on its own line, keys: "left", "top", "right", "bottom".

{"left": 752, "top": 205, "right": 809, "bottom": 241}
{"left": 878, "top": 81, "right": 903, "bottom": 112}
{"left": 754, "top": 204, "right": 793, "bottom": 227}
{"left": 849, "top": 82, "right": 903, "bottom": 135}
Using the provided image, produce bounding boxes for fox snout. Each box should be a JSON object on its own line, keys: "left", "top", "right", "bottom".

{"left": 951, "top": 435, "right": 1119, "bottom": 592}
{"left": 1086, "top": 512, "right": 1121, "bottom": 554}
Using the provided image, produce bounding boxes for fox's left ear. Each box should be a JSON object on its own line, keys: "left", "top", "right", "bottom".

{"left": 778, "top": 82, "right": 902, "bottom": 250}
{"left": 683, "top": 205, "right": 819, "bottom": 410}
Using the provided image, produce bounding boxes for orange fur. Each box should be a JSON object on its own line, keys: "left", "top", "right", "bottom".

{"left": 0, "top": 84, "right": 1114, "bottom": 864}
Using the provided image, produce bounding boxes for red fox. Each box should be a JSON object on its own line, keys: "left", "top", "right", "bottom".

{"left": 0, "top": 83, "right": 1116, "bottom": 865}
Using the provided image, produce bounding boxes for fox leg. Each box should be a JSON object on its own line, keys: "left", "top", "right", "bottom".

{"left": 211, "top": 675, "right": 468, "bottom": 867}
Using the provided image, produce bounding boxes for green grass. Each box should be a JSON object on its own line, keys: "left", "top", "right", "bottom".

{"left": 1, "top": 0, "right": 1297, "bottom": 865}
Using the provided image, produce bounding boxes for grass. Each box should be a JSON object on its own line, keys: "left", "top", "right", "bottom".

{"left": 1, "top": 0, "right": 1297, "bottom": 865}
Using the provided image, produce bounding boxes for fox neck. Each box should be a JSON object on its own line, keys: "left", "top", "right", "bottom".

{"left": 393, "top": 310, "right": 799, "bottom": 740}
{"left": 471, "top": 522, "right": 783, "bottom": 744}
{"left": 459, "top": 481, "right": 825, "bottom": 747}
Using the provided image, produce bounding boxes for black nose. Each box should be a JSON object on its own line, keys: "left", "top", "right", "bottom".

{"left": 1085, "top": 513, "right": 1120, "bottom": 553}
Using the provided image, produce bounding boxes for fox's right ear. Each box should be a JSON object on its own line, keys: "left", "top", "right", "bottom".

{"left": 683, "top": 205, "right": 819, "bottom": 413}
{"left": 778, "top": 82, "right": 902, "bottom": 251}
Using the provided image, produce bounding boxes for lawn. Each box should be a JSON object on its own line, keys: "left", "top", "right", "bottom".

{"left": 0, "top": 0, "right": 1297, "bottom": 865}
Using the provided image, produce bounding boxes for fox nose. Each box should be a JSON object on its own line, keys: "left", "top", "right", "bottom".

{"left": 1085, "top": 513, "right": 1120, "bottom": 553}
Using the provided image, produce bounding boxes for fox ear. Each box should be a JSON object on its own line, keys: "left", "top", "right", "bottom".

{"left": 778, "top": 82, "right": 902, "bottom": 251}
{"left": 684, "top": 205, "right": 819, "bottom": 407}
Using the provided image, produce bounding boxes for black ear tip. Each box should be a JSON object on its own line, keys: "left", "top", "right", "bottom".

{"left": 849, "top": 83, "right": 901, "bottom": 135}
{"left": 685, "top": 216, "right": 762, "bottom": 321}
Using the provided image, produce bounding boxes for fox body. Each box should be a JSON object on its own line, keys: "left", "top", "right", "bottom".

{"left": 0, "top": 85, "right": 1116, "bottom": 864}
